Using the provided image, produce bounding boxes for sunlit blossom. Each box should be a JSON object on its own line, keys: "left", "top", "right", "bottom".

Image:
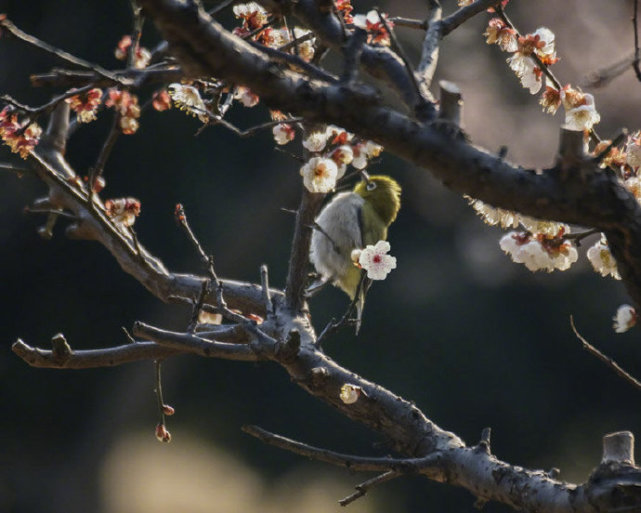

{"left": 613, "top": 305, "right": 637, "bottom": 333}
{"left": 168, "top": 83, "right": 209, "bottom": 122}
{"left": 340, "top": 384, "right": 362, "bottom": 404}
{"left": 586, "top": 236, "right": 621, "bottom": 280}
{"left": 300, "top": 156, "right": 338, "bottom": 193}
{"left": 499, "top": 231, "right": 578, "bottom": 272}
{"left": 357, "top": 240, "right": 397, "bottom": 280}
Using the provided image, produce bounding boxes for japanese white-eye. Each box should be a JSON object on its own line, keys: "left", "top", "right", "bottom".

{"left": 309, "top": 175, "right": 401, "bottom": 332}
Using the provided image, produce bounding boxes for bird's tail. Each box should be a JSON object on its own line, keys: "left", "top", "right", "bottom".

{"left": 354, "top": 278, "right": 371, "bottom": 335}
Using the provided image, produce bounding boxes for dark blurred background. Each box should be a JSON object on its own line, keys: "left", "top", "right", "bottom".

{"left": 1, "top": 1, "right": 641, "bottom": 512}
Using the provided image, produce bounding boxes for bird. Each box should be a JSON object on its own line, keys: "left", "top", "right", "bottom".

{"left": 309, "top": 174, "right": 401, "bottom": 332}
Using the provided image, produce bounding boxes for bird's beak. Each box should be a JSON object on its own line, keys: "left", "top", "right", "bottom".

{"left": 360, "top": 170, "right": 371, "bottom": 184}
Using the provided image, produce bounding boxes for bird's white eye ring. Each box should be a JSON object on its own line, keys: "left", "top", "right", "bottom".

{"left": 366, "top": 181, "right": 377, "bottom": 191}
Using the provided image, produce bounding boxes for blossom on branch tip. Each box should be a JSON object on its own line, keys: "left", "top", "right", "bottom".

{"left": 340, "top": 384, "right": 362, "bottom": 404}
{"left": 105, "top": 197, "right": 141, "bottom": 229}
{"left": 302, "top": 130, "right": 329, "bottom": 153}
{"left": 352, "top": 10, "right": 393, "bottom": 46}
{"left": 105, "top": 89, "right": 141, "bottom": 134}
{"left": 233, "top": 2, "right": 268, "bottom": 31}
{"left": 155, "top": 423, "right": 172, "bottom": 443}
{"left": 484, "top": 18, "right": 518, "bottom": 52}
{"left": 587, "top": 236, "right": 621, "bottom": 280}
{"left": 358, "top": 240, "right": 397, "bottom": 280}
{"left": 613, "top": 305, "right": 637, "bottom": 333}
{"left": 539, "top": 83, "right": 561, "bottom": 114}
{"left": 272, "top": 123, "right": 295, "bottom": 145}
{"left": 300, "top": 157, "right": 338, "bottom": 193}
{"left": 234, "top": 86, "right": 259, "bottom": 108}
{"left": 499, "top": 230, "right": 578, "bottom": 272}
{"left": 66, "top": 88, "right": 102, "bottom": 123}
{"left": 352, "top": 140, "right": 383, "bottom": 169}
{"left": 0, "top": 108, "right": 42, "bottom": 159}
{"left": 168, "top": 83, "right": 209, "bottom": 123}
{"left": 114, "top": 35, "right": 151, "bottom": 69}
{"left": 152, "top": 90, "right": 172, "bottom": 112}
{"left": 336, "top": 0, "right": 354, "bottom": 24}
{"left": 561, "top": 87, "right": 600, "bottom": 131}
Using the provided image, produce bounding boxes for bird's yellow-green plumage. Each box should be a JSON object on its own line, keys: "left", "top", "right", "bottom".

{"left": 309, "top": 175, "right": 401, "bottom": 331}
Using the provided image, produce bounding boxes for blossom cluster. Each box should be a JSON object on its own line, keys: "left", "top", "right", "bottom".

{"left": 66, "top": 88, "right": 102, "bottom": 123}
{"left": 114, "top": 35, "right": 151, "bottom": 69}
{"left": 484, "top": 18, "right": 600, "bottom": 131}
{"left": 297, "top": 124, "right": 382, "bottom": 193}
{"left": 0, "top": 106, "right": 42, "bottom": 159}
{"left": 499, "top": 228, "right": 577, "bottom": 273}
{"left": 352, "top": 10, "right": 393, "bottom": 46}
{"left": 105, "top": 89, "right": 141, "bottom": 134}
{"left": 352, "top": 240, "right": 397, "bottom": 280}
{"left": 104, "top": 197, "right": 141, "bottom": 230}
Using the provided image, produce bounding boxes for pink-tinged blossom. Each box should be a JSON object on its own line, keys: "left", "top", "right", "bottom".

{"left": 539, "top": 82, "right": 562, "bottom": 114}
{"left": 272, "top": 123, "right": 295, "bottom": 145}
{"left": 484, "top": 18, "right": 518, "bottom": 52}
{"left": 561, "top": 87, "right": 600, "bottom": 131}
{"left": 300, "top": 157, "right": 338, "bottom": 193}
{"left": 358, "top": 240, "right": 397, "bottom": 280}
{"left": 114, "top": 35, "right": 151, "bottom": 69}
{"left": 0, "top": 108, "right": 42, "bottom": 159}
{"left": 613, "top": 305, "right": 637, "bottom": 333}
{"left": 105, "top": 197, "right": 141, "bottom": 230}
{"left": 352, "top": 10, "right": 393, "bottom": 46}
{"left": 499, "top": 231, "right": 578, "bottom": 272}
{"left": 66, "top": 88, "right": 102, "bottom": 123}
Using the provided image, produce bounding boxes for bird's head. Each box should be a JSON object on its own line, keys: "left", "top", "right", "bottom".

{"left": 353, "top": 174, "right": 401, "bottom": 226}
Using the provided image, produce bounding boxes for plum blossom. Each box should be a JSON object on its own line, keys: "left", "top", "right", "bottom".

{"left": 357, "top": 240, "right": 397, "bottom": 280}
{"left": 167, "top": 83, "right": 209, "bottom": 123}
{"left": 272, "top": 123, "right": 295, "bottom": 145}
{"left": 484, "top": 18, "right": 518, "bottom": 52}
{"left": 613, "top": 305, "right": 637, "bottom": 333}
{"left": 105, "top": 197, "right": 141, "bottom": 230}
{"left": 66, "top": 88, "right": 102, "bottom": 123}
{"left": 561, "top": 87, "right": 600, "bottom": 131}
{"left": 340, "top": 384, "right": 362, "bottom": 404}
{"left": 499, "top": 231, "right": 578, "bottom": 272}
{"left": 302, "top": 130, "right": 329, "bottom": 153}
{"left": 467, "top": 198, "right": 520, "bottom": 229}
{"left": 626, "top": 131, "right": 641, "bottom": 168}
{"left": 352, "top": 10, "right": 393, "bottom": 46}
{"left": 586, "top": 236, "right": 621, "bottom": 280}
{"left": 300, "top": 156, "right": 338, "bottom": 193}
{"left": 0, "top": 108, "right": 42, "bottom": 158}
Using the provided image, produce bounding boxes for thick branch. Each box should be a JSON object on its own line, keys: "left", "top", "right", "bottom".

{"left": 138, "top": 0, "right": 641, "bottom": 307}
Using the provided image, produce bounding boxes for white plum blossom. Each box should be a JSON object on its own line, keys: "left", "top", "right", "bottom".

{"left": 499, "top": 232, "right": 578, "bottom": 272}
{"left": 300, "top": 156, "right": 338, "bottom": 193}
{"left": 586, "top": 236, "right": 621, "bottom": 280}
{"left": 624, "top": 176, "right": 641, "bottom": 201}
{"left": 519, "top": 217, "right": 569, "bottom": 237}
{"left": 272, "top": 123, "right": 295, "bottom": 145}
{"left": 613, "top": 305, "right": 637, "bottom": 333}
{"left": 302, "top": 130, "right": 329, "bottom": 153}
{"left": 232, "top": 2, "right": 267, "bottom": 19}
{"left": 104, "top": 197, "right": 141, "bottom": 230}
{"left": 168, "top": 83, "right": 209, "bottom": 123}
{"left": 352, "top": 140, "right": 383, "bottom": 169}
{"left": 467, "top": 198, "right": 520, "bottom": 229}
{"left": 234, "top": 86, "right": 259, "bottom": 107}
{"left": 292, "top": 27, "right": 316, "bottom": 62}
{"left": 358, "top": 240, "right": 397, "bottom": 280}
{"left": 340, "top": 384, "right": 362, "bottom": 404}
{"left": 561, "top": 88, "right": 600, "bottom": 131}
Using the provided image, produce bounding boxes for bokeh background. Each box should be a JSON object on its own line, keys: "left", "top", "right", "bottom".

{"left": 1, "top": 1, "right": 641, "bottom": 512}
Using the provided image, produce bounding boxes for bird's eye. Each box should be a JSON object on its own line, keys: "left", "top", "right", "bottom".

{"left": 366, "top": 181, "right": 377, "bottom": 191}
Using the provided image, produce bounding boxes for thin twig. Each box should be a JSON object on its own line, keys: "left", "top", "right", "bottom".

{"left": 570, "top": 316, "right": 641, "bottom": 393}
{"left": 0, "top": 162, "right": 31, "bottom": 175}
{"left": 207, "top": 0, "right": 235, "bottom": 16}
{"left": 260, "top": 264, "right": 273, "bottom": 314}
{"left": 175, "top": 203, "right": 219, "bottom": 284}
{"left": 634, "top": 0, "right": 641, "bottom": 82}
{"left": 375, "top": 8, "right": 424, "bottom": 104}
{"left": 242, "top": 425, "right": 440, "bottom": 472}
{"left": 88, "top": 112, "right": 121, "bottom": 193}
{"left": 339, "top": 470, "right": 401, "bottom": 506}
{"left": 154, "top": 360, "right": 167, "bottom": 428}
{"left": 0, "top": 18, "right": 127, "bottom": 85}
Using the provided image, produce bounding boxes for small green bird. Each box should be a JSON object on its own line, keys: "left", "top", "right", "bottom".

{"left": 309, "top": 175, "right": 401, "bottom": 332}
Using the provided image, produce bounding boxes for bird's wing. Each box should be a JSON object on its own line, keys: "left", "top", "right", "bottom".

{"left": 359, "top": 201, "right": 387, "bottom": 247}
